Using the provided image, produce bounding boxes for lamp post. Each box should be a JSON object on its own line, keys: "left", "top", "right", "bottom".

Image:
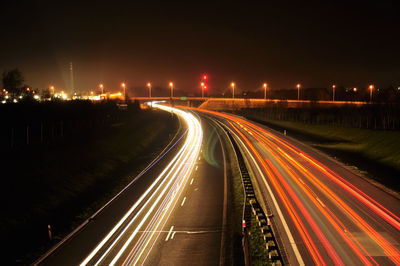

{"left": 121, "top": 83, "right": 126, "bottom": 101}
{"left": 231, "top": 82, "right": 235, "bottom": 99}
{"left": 296, "top": 83, "right": 301, "bottom": 100}
{"left": 332, "top": 84, "right": 336, "bottom": 101}
{"left": 50, "top": 86, "right": 55, "bottom": 95}
{"left": 201, "top": 82, "right": 205, "bottom": 98}
{"left": 169, "top": 82, "right": 174, "bottom": 98}
{"left": 369, "top": 84, "right": 374, "bottom": 102}
{"left": 99, "top": 84, "right": 104, "bottom": 94}
{"left": 147, "top": 82, "right": 152, "bottom": 98}
{"left": 263, "top": 83, "right": 268, "bottom": 100}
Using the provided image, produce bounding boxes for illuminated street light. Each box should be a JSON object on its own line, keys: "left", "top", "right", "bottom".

{"left": 99, "top": 83, "right": 104, "bottom": 94}
{"left": 263, "top": 83, "right": 268, "bottom": 100}
{"left": 296, "top": 83, "right": 301, "bottom": 100}
{"left": 169, "top": 82, "right": 174, "bottom": 98}
{"left": 231, "top": 82, "right": 235, "bottom": 99}
{"left": 50, "top": 86, "right": 55, "bottom": 94}
{"left": 369, "top": 84, "right": 374, "bottom": 102}
{"left": 200, "top": 82, "right": 205, "bottom": 98}
{"left": 332, "top": 84, "right": 336, "bottom": 101}
{"left": 147, "top": 82, "right": 152, "bottom": 98}
{"left": 121, "top": 83, "right": 126, "bottom": 101}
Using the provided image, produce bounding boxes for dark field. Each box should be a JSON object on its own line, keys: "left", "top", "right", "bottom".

{"left": 0, "top": 101, "right": 178, "bottom": 264}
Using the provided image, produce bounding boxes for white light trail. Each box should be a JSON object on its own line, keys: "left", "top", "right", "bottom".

{"left": 80, "top": 103, "right": 203, "bottom": 266}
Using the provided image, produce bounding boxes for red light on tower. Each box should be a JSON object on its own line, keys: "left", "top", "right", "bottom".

{"left": 202, "top": 74, "right": 208, "bottom": 80}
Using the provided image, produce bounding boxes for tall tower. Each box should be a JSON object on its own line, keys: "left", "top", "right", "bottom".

{"left": 69, "top": 62, "right": 74, "bottom": 94}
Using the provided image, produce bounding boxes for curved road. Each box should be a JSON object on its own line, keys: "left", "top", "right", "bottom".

{"left": 36, "top": 104, "right": 229, "bottom": 266}
{"left": 192, "top": 108, "right": 400, "bottom": 265}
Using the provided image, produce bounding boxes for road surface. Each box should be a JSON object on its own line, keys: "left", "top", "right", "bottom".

{"left": 36, "top": 104, "right": 229, "bottom": 265}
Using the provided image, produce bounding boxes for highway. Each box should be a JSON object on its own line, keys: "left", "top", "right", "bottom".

{"left": 36, "top": 103, "right": 231, "bottom": 266}
{"left": 189, "top": 108, "right": 400, "bottom": 265}
{"left": 143, "top": 116, "right": 228, "bottom": 265}
{"left": 35, "top": 103, "right": 400, "bottom": 265}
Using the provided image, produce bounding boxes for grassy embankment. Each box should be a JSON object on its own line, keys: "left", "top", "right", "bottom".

{"left": 244, "top": 114, "right": 400, "bottom": 192}
{"left": 1, "top": 105, "right": 178, "bottom": 264}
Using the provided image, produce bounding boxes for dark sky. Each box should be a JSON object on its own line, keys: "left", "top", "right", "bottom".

{"left": 1, "top": 1, "right": 399, "bottom": 95}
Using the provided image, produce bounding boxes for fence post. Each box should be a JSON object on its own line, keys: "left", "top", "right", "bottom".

{"left": 48, "top": 225, "right": 52, "bottom": 241}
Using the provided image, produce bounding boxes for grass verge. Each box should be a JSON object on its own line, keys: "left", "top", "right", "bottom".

{"left": 244, "top": 114, "right": 400, "bottom": 192}
{"left": 249, "top": 213, "right": 270, "bottom": 266}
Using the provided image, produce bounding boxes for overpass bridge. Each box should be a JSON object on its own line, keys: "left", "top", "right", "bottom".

{"left": 129, "top": 97, "right": 369, "bottom": 110}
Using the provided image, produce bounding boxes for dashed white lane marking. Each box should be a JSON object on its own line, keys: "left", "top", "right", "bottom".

{"left": 181, "top": 197, "right": 186, "bottom": 206}
{"left": 190, "top": 178, "right": 194, "bottom": 185}
{"left": 195, "top": 165, "right": 198, "bottom": 171}
{"left": 165, "top": 226, "right": 174, "bottom": 241}
{"left": 194, "top": 188, "right": 199, "bottom": 191}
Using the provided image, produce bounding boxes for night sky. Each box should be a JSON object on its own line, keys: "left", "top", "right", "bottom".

{"left": 1, "top": 1, "right": 399, "bottom": 95}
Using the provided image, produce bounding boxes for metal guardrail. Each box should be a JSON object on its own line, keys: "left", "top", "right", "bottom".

{"left": 225, "top": 129, "right": 284, "bottom": 265}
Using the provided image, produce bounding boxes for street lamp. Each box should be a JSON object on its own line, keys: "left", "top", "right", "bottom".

{"left": 369, "top": 84, "right": 374, "bottom": 102}
{"left": 121, "top": 82, "right": 126, "bottom": 101}
{"left": 169, "top": 82, "right": 174, "bottom": 98}
{"left": 231, "top": 82, "right": 235, "bottom": 99}
{"left": 332, "top": 84, "right": 336, "bottom": 101}
{"left": 147, "top": 82, "right": 152, "bottom": 98}
{"left": 263, "top": 83, "right": 268, "bottom": 100}
{"left": 201, "top": 82, "right": 205, "bottom": 98}
{"left": 50, "top": 85, "right": 55, "bottom": 95}
{"left": 99, "top": 84, "right": 104, "bottom": 94}
{"left": 296, "top": 83, "right": 301, "bottom": 100}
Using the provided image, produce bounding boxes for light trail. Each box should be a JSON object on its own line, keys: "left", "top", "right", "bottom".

{"left": 183, "top": 106, "right": 400, "bottom": 265}
{"left": 79, "top": 103, "right": 203, "bottom": 265}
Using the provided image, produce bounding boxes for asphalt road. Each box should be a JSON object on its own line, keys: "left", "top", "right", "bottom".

{"left": 142, "top": 116, "right": 227, "bottom": 265}
{"left": 193, "top": 108, "right": 400, "bottom": 265}
{"left": 36, "top": 104, "right": 228, "bottom": 266}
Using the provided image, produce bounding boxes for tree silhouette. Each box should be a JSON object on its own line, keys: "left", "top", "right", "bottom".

{"left": 2, "top": 68, "right": 25, "bottom": 96}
